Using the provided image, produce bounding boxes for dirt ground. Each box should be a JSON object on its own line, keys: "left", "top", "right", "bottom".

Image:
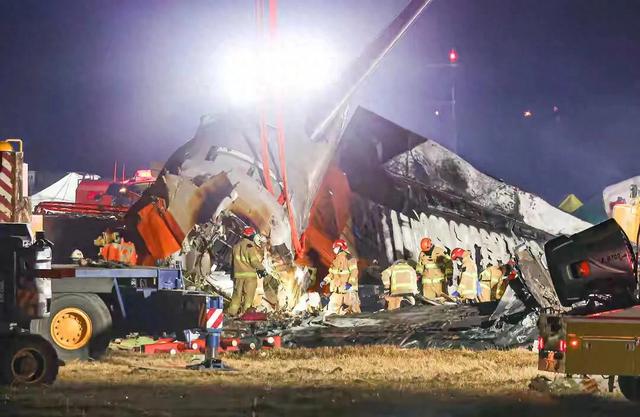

{"left": 1, "top": 346, "right": 637, "bottom": 417}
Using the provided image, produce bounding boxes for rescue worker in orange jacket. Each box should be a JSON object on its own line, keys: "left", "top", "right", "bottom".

{"left": 415, "top": 238, "right": 451, "bottom": 300}
{"left": 478, "top": 263, "right": 507, "bottom": 302}
{"left": 228, "top": 226, "right": 265, "bottom": 316}
{"left": 380, "top": 259, "right": 418, "bottom": 310}
{"left": 321, "top": 239, "right": 361, "bottom": 315}
{"left": 451, "top": 248, "right": 478, "bottom": 302}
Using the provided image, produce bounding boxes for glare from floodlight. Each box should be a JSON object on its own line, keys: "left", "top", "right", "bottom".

{"left": 218, "top": 37, "right": 339, "bottom": 105}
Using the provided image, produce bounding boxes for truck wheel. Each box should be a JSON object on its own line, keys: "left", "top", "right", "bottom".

{"left": 31, "top": 293, "right": 112, "bottom": 361}
{"left": 0, "top": 335, "right": 59, "bottom": 385}
{"left": 619, "top": 376, "right": 640, "bottom": 402}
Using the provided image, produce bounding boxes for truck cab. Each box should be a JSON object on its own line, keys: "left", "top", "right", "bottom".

{"left": 0, "top": 223, "right": 60, "bottom": 384}
{"left": 538, "top": 219, "right": 640, "bottom": 401}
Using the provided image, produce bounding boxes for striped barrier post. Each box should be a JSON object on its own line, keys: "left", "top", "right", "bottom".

{"left": 0, "top": 151, "right": 16, "bottom": 222}
{"left": 189, "top": 295, "right": 226, "bottom": 370}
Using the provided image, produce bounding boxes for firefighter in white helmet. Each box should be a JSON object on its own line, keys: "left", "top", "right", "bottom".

{"left": 320, "top": 239, "right": 361, "bottom": 315}
{"left": 380, "top": 259, "right": 418, "bottom": 310}
{"left": 450, "top": 248, "right": 478, "bottom": 302}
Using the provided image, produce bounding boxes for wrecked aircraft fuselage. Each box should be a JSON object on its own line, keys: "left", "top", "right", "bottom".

{"left": 124, "top": 0, "right": 590, "bottom": 319}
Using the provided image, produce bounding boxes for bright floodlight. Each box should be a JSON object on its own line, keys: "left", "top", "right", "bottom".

{"left": 218, "top": 37, "right": 338, "bottom": 105}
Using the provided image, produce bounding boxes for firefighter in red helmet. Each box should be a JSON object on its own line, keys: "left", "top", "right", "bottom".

{"left": 451, "top": 247, "right": 478, "bottom": 302}
{"left": 228, "top": 226, "right": 266, "bottom": 316}
{"left": 320, "top": 239, "right": 361, "bottom": 315}
{"left": 415, "top": 237, "right": 451, "bottom": 300}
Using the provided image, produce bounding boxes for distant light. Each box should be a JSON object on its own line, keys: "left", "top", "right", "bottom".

{"left": 523, "top": 110, "right": 533, "bottom": 118}
{"left": 434, "top": 109, "right": 440, "bottom": 116}
{"left": 118, "top": 187, "right": 127, "bottom": 194}
{"left": 553, "top": 105, "right": 559, "bottom": 113}
{"left": 448, "top": 48, "right": 458, "bottom": 64}
{"left": 134, "top": 169, "right": 153, "bottom": 179}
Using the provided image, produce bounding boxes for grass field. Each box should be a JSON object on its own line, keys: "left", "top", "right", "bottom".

{"left": 1, "top": 347, "right": 636, "bottom": 417}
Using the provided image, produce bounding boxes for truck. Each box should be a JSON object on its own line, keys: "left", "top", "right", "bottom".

{"left": 0, "top": 138, "right": 208, "bottom": 364}
{"left": 537, "top": 219, "right": 640, "bottom": 402}
{"left": 29, "top": 258, "right": 209, "bottom": 361}
{"left": 34, "top": 167, "right": 156, "bottom": 216}
{"left": 0, "top": 223, "right": 60, "bottom": 384}
{"left": 0, "top": 221, "right": 211, "bottom": 385}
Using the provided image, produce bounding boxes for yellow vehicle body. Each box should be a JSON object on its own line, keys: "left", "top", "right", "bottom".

{"left": 612, "top": 202, "right": 640, "bottom": 243}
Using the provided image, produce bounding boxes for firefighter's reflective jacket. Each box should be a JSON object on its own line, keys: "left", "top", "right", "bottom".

{"left": 233, "top": 239, "right": 264, "bottom": 279}
{"left": 479, "top": 265, "right": 505, "bottom": 302}
{"left": 325, "top": 255, "right": 358, "bottom": 294}
{"left": 457, "top": 253, "right": 478, "bottom": 300}
{"left": 416, "top": 246, "right": 450, "bottom": 284}
{"left": 381, "top": 260, "right": 418, "bottom": 296}
{"left": 416, "top": 246, "right": 451, "bottom": 299}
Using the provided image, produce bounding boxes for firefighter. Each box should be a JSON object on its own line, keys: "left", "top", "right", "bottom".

{"left": 415, "top": 238, "right": 451, "bottom": 300}
{"left": 450, "top": 248, "right": 478, "bottom": 302}
{"left": 478, "top": 263, "right": 506, "bottom": 302}
{"left": 380, "top": 259, "right": 418, "bottom": 310}
{"left": 228, "top": 226, "right": 266, "bottom": 316}
{"left": 495, "top": 260, "right": 518, "bottom": 300}
{"left": 320, "top": 239, "right": 361, "bottom": 315}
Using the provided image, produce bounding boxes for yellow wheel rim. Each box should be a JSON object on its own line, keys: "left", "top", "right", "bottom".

{"left": 50, "top": 307, "right": 93, "bottom": 350}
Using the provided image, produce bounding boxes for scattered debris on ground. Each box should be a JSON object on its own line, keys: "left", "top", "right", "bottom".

{"left": 2, "top": 347, "right": 634, "bottom": 417}
{"left": 529, "top": 375, "right": 607, "bottom": 395}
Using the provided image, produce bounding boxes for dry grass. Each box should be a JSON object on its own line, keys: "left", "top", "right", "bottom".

{"left": 1, "top": 346, "right": 635, "bottom": 417}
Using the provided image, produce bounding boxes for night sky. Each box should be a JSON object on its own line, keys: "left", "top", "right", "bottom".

{"left": 1, "top": 0, "right": 639, "bottom": 205}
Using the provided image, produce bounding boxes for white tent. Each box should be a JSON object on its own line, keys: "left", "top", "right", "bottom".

{"left": 30, "top": 172, "right": 87, "bottom": 208}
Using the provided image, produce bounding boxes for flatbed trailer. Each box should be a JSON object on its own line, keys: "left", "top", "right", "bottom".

{"left": 30, "top": 264, "right": 209, "bottom": 361}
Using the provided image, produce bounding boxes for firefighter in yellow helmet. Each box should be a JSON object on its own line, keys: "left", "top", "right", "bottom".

{"left": 380, "top": 259, "right": 418, "bottom": 310}
{"left": 478, "top": 262, "right": 507, "bottom": 302}
{"left": 228, "top": 226, "right": 266, "bottom": 316}
{"left": 415, "top": 238, "right": 451, "bottom": 300}
{"left": 321, "top": 239, "right": 361, "bottom": 315}
{"left": 451, "top": 248, "right": 478, "bottom": 302}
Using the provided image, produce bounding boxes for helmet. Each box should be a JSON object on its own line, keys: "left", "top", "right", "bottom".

{"left": 70, "top": 249, "right": 84, "bottom": 261}
{"left": 420, "top": 238, "right": 433, "bottom": 252}
{"left": 242, "top": 226, "right": 256, "bottom": 238}
{"left": 332, "top": 239, "right": 348, "bottom": 254}
{"left": 450, "top": 248, "right": 466, "bottom": 261}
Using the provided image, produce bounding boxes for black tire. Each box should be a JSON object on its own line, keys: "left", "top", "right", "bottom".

{"left": 0, "top": 334, "right": 59, "bottom": 385}
{"left": 619, "top": 376, "right": 640, "bottom": 402}
{"left": 31, "top": 293, "right": 112, "bottom": 361}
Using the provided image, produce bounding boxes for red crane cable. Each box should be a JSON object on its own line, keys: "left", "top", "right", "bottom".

{"left": 267, "top": 0, "right": 303, "bottom": 258}
{"left": 255, "top": 0, "right": 275, "bottom": 195}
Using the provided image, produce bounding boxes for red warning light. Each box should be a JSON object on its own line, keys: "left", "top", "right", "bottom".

{"left": 448, "top": 48, "right": 458, "bottom": 64}
{"left": 537, "top": 336, "right": 545, "bottom": 350}
{"left": 559, "top": 339, "right": 567, "bottom": 353}
{"left": 576, "top": 261, "right": 591, "bottom": 278}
